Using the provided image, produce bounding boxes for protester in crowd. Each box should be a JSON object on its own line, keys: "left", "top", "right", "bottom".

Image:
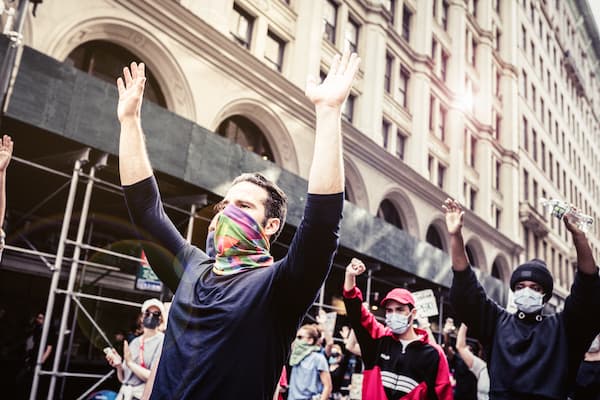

{"left": 343, "top": 258, "right": 452, "bottom": 400}
{"left": 444, "top": 198, "right": 600, "bottom": 400}
{"left": 116, "top": 47, "right": 359, "bottom": 399}
{"left": 455, "top": 324, "right": 489, "bottom": 400}
{"left": 287, "top": 324, "right": 332, "bottom": 400}
{"left": 126, "top": 312, "right": 143, "bottom": 344}
{"left": 571, "top": 334, "right": 600, "bottom": 399}
{"left": 0, "top": 134, "right": 13, "bottom": 261}
{"left": 15, "top": 311, "right": 56, "bottom": 399}
{"left": 442, "top": 318, "right": 478, "bottom": 400}
{"left": 105, "top": 299, "right": 165, "bottom": 400}
{"left": 328, "top": 344, "right": 348, "bottom": 399}
{"left": 339, "top": 325, "right": 361, "bottom": 357}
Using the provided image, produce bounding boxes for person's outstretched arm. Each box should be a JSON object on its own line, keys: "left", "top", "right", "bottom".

{"left": 305, "top": 50, "right": 360, "bottom": 194}
{"left": 562, "top": 211, "right": 600, "bottom": 366}
{"left": 564, "top": 212, "right": 597, "bottom": 275}
{"left": 443, "top": 198, "right": 503, "bottom": 347}
{"left": 343, "top": 258, "right": 387, "bottom": 338}
{"left": 443, "top": 198, "right": 468, "bottom": 271}
{"left": 117, "top": 62, "right": 152, "bottom": 186}
{"left": 455, "top": 323, "right": 475, "bottom": 369}
{"left": 116, "top": 63, "right": 188, "bottom": 291}
{"left": 274, "top": 50, "right": 360, "bottom": 312}
{"left": 0, "top": 135, "right": 13, "bottom": 256}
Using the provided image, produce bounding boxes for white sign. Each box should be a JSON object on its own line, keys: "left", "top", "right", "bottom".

{"left": 412, "top": 289, "right": 439, "bottom": 318}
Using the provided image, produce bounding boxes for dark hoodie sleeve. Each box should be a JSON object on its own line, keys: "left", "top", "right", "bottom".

{"left": 449, "top": 266, "right": 505, "bottom": 348}
{"left": 342, "top": 286, "right": 381, "bottom": 369}
{"left": 562, "top": 268, "right": 600, "bottom": 380}
{"left": 122, "top": 176, "right": 189, "bottom": 292}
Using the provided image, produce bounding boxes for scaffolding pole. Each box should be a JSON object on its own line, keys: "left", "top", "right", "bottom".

{"left": 30, "top": 158, "right": 84, "bottom": 400}
{"left": 47, "top": 165, "right": 97, "bottom": 399}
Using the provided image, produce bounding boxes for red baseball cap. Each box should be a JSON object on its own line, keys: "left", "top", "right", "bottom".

{"left": 380, "top": 288, "right": 415, "bottom": 308}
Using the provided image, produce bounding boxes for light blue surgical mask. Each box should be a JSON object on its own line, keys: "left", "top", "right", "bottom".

{"left": 205, "top": 231, "right": 216, "bottom": 258}
{"left": 513, "top": 287, "right": 544, "bottom": 314}
{"left": 385, "top": 313, "right": 411, "bottom": 335}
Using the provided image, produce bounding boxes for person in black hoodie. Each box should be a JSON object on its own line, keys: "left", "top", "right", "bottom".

{"left": 442, "top": 198, "right": 600, "bottom": 400}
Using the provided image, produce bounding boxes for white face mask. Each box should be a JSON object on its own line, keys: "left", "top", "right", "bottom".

{"left": 513, "top": 287, "right": 544, "bottom": 314}
{"left": 385, "top": 313, "right": 411, "bottom": 335}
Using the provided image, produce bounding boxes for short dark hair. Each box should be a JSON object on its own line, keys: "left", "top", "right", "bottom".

{"left": 231, "top": 173, "right": 288, "bottom": 242}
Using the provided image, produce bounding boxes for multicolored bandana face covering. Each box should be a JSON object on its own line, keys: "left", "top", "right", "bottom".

{"left": 212, "top": 204, "right": 274, "bottom": 275}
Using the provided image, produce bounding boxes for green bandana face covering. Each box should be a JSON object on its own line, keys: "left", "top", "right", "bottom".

{"left": 212, "top": 204, "right": 274, "bottom": 276}
{"left": 289, "top": 340, "right": 321, "bottom": 366}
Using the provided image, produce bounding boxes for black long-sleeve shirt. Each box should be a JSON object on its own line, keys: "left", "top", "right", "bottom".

{"left": 450, "top": 265, "right": 600, "bottom": 400}
{"left": 123, "top": 176, "right": 342, "bottom": 399}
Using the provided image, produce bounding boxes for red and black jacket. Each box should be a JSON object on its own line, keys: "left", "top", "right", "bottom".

{"left": 343, "top": 286, "right": 453, "bottom": 400}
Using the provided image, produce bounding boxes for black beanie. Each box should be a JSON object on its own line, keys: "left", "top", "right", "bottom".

{"left": 510, "top": 259, "right": 554, "bottom": 302}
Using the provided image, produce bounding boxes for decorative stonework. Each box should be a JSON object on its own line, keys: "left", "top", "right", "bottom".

{"left": 42, "top": 16, "right": 196, "bottom": 120}
{"left": 344, "top": 158, "right": 369, "bottom": 210}
{"left": 378, "top": 188, "right": 419, "bottom": 238}
{"left": 465, "top": 236, "right": 489, "bottom": 274}
{"left": 211, "top": 98, "right": 300, "bottom": 174}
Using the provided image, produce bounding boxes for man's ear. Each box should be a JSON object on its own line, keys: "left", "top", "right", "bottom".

{"left": 264, "top": 217, "right": 281, "bottom": 237}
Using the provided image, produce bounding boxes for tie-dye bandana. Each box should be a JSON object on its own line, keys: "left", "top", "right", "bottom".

{"left": 212, "top": 204, "right": 274, "bottom": 276}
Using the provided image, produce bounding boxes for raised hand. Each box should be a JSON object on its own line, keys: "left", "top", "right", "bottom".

{"left": 346, "top": 258, "right": 366, "bottom": 277}
{"left": 563, "top": 208, "right": 583, "bottom": 235}
{"left": 305, "top": 48, "right": 360, "bottom": 109}
{"left": 117, "top": 62, "right": 146, "bottom": 122}
{"left": 106, "top": 348, "right": 122, "bottom": 367}
{"left": 0, "top": 135, "right": 13, "bottom": 172}
{"left": 443, "top": 198, "right": 464, "bottom": 235}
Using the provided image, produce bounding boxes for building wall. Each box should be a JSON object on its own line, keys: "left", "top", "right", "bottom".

{"left": 17, "top": 0, "right": 600, "bottom": 300}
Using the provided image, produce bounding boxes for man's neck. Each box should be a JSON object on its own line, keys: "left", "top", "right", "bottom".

{"left": 397, "top": 328, "right": 419, "bottom": 341}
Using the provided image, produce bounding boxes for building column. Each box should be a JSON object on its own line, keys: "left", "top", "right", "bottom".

{"left": 408, "top": 71, "right": 432, "bottom": 175}
{"left": 474, "top": 0, "right": 494, "bottom": 220}
{"left": 288, "top": 0, "right": 324, "bottom": 88}
{"left": 445, "top": 1, "right": 468, "bottom": 201}
{"left": 499, "top": 0, "right": 521, "bottom": 241}
{"left": 180, "top": 0, "right": 234, "bottom": 36}
{"left": 355, "top": 13, "right": 388, "bottom": 144}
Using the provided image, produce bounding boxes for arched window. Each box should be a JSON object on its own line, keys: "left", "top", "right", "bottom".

{"left": 465, "top": 245, "right": 477, "bottom": 267}
{"left": 426, "top": 225, "right": 443, "bottom": 250}
{"left": 66, "top": 40, "right": 167, "bottom": 107}
{"left": 492, "top": 260, "right": 502, "bottom": 279}
{"left": 377, "top": 199, "right": 403, "bottom": 229}
{"left": 217, "top": 116, "right": 274, "bottom": 162}
{"left": 344, "top": 181, "right": 354, "bottom": 203}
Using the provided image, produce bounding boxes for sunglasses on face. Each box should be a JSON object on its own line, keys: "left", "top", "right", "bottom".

{"left": 296, "top": 335, "right": 311, "bottom": 340}
{"left": 331, "top": 352, "right": 341, "bottom": 357}
{"left": 144, "top": 311, "right": 161, "bottom": 317}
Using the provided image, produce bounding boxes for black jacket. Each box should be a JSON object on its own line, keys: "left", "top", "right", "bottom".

{"left": 450, "top": 266, "right": 600, "bottom": 400}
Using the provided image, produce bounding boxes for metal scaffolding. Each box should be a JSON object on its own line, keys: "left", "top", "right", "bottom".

{"left": 0, "top": 150, "right": 205, "bottom": 400}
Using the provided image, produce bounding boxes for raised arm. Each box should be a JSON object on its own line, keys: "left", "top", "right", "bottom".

{"left": 564, "top": 212, "right": 597, "bottom": 275}
{"left": 455, "top": 323, "right": 475, "bottom": 369}
{"left": 305, "top": 49, "right": 360, "bottom": 194}
{"left": 343, "top": 259, "right": 387, "bottom": 338}
{"left": 444, "top": 200, "right": 503, "bottom": 346}
{"left": 561, "top": 211, "right": 600, "bottom": 365}
{"left": 0, "top": 135, "right": 13, "bottom": 257}
{"left": 117, "top": 62, "right": 153, "bottom": 185}
{"left": 117, "top": 63, "right": 189, "bottom": 291}
{"left": 443, "top": 198, "right": 468, "bottom": 271}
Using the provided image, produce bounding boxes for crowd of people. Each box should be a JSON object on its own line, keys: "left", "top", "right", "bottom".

{"left": 3, "top": 43, "right": 600, "bottom": 399}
